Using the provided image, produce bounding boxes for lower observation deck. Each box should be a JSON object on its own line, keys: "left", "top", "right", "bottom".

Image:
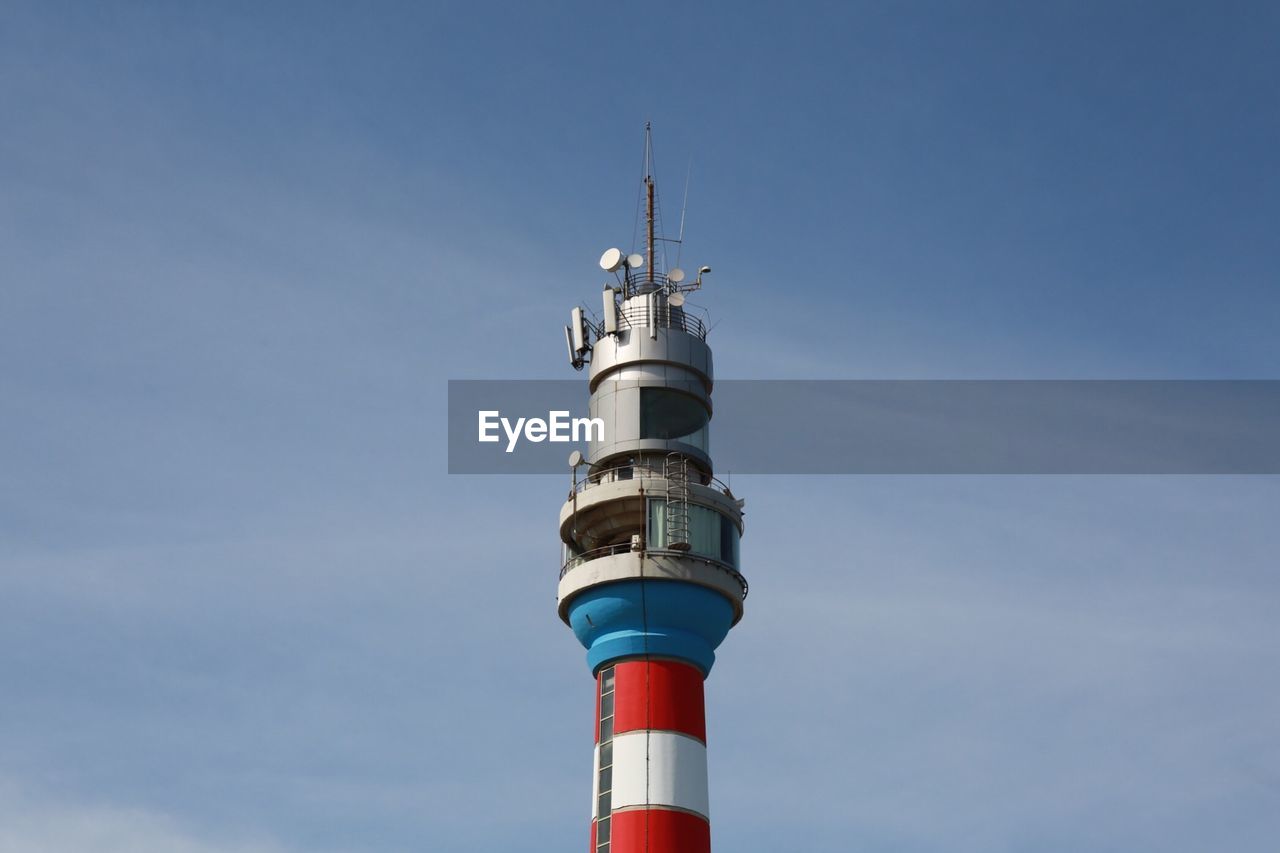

{"left": 557, "top": 547, "right": 748, "bottom": 626}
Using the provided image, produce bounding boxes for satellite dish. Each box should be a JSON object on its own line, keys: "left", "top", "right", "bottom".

{"left": 568, "top": 450, "right": 584, "bottom": 468}
{"left": 669, "top": 292, "right": 686, "bottom": 307}
{"left": 599, "top": 248, "right": 624, "bottom": 273}
{"left": 626, "top": 253, "right": 645, "bottom": 270}
{"left": 668, "top": 268, "right": 686, "bottom": 284}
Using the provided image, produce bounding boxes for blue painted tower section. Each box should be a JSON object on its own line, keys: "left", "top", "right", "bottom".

{"left": 566, "top": 581, "right": 735, "bottom": 676}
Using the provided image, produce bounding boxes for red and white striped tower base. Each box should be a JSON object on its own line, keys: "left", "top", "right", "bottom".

{"left": 590, "top": 658, "right": 711, "bottom": 853}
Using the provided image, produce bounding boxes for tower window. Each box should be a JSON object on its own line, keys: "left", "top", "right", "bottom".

{"left": 639, "top": 388, "right": 709, "bottom": 451}
{"left": 647, "top": 499, "right": 740, "bottom": 567}
{"left": 596, "top": 665, "right": 616, "bottom": 852}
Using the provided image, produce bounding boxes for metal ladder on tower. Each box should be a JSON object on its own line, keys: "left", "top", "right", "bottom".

{"left": 664, "top": 452, "right": 691, "bottom": 551}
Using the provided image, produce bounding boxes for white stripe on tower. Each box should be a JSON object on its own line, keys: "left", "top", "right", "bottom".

{"left": 591, "top": 742, "right": 601, "bottom": 820}
{"left": 610, "top": 730, "right": 709, "bottom": 817}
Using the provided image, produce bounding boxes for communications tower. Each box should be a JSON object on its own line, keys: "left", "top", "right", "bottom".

{"left": 558, "top": 134, "right": 748, "bottom": 853}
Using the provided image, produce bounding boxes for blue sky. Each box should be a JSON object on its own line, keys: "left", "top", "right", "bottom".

{"left": 2, "top": 2, "right": 1278, "bottom": 851}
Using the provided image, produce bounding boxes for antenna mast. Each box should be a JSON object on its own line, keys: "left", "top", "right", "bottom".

{"left": 645, "top": 122, "right": 655, "bottom": 287}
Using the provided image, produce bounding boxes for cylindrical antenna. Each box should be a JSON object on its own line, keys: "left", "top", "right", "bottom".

{"left": 646, "top": 176, "right": 655, "bottom": 287}
{"left": 643, "top": 122, "right": 655, "bottom": 287}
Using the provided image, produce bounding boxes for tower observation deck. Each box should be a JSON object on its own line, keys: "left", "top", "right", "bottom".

{"left": 558, "top": 143, "right": 747, "bottom": 853}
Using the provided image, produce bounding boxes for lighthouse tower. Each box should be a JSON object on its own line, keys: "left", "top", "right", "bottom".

{"left": 558, "top": 144, "right": 748, "bottom": 853}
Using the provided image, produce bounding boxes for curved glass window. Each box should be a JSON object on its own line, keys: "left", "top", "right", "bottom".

{"left": 647, "top": 499, "right": 739, "bottom": 567}
{"left": 562, "top": 541, "right": 583, "bottom": 565}
{"left": 640, "top": 388, "right": 709, "bottom": 452}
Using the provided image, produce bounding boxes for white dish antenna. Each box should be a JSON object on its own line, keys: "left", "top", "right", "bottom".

{"left": 568, "top": 450, "right": 584, "bottom": 468}
{"left": 669, "top": 292, "right": 686, "bottom": 307}
{"left": 599, "top": 248, "right": 624, "bottom": 272}
{"left": 626, "top": 253, "right": 645, "bottom": 270}
{"left": 668, "top": 267, "right": 685, "bottom": 284}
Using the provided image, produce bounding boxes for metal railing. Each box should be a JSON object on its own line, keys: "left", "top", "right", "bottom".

{"left": 571, "top": 460, "right": 733, "bottom": 496}
{"left": 560, "top": 542, "right": 635, "bottom": 574}
{"left": 559, "top": 543, "right": 748, "bottom": 600}
{"left": 618, "top": 272, "right": 680, "bottom": 297}
{"left": 616, "top": 303, "right": 707, "bottom": 340}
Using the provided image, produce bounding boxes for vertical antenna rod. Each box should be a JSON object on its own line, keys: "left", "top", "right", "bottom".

{"left": 645, "top": 123, "right": 655, "bottom": 286}
{"left": 676, "top": 157, "right": 692, "bottom": 269}
{"left": 647, "top": 177, "right": 655, "bottom": 286}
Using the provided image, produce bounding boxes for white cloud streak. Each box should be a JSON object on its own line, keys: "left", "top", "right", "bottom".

{"left": 0, "top": 780, "right": 296, "bottom": 853}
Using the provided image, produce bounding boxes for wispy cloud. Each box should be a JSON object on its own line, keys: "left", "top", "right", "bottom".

{"left": 0, "top": 779, "right": 297, "bottom": 853}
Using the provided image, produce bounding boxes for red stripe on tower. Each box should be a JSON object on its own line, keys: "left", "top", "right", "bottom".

{"left": 592, "top": 660, "right": 710, "bottom": 853}
{"left": 613, "top": 659, "right": 706, "bottom": 741}
{"left": 609, "top": 810, "right": 712, "bottom": 853}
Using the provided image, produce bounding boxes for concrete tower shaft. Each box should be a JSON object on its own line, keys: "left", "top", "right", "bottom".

{"left": 560, "top": 225, "right": 746, "bottom": 853}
